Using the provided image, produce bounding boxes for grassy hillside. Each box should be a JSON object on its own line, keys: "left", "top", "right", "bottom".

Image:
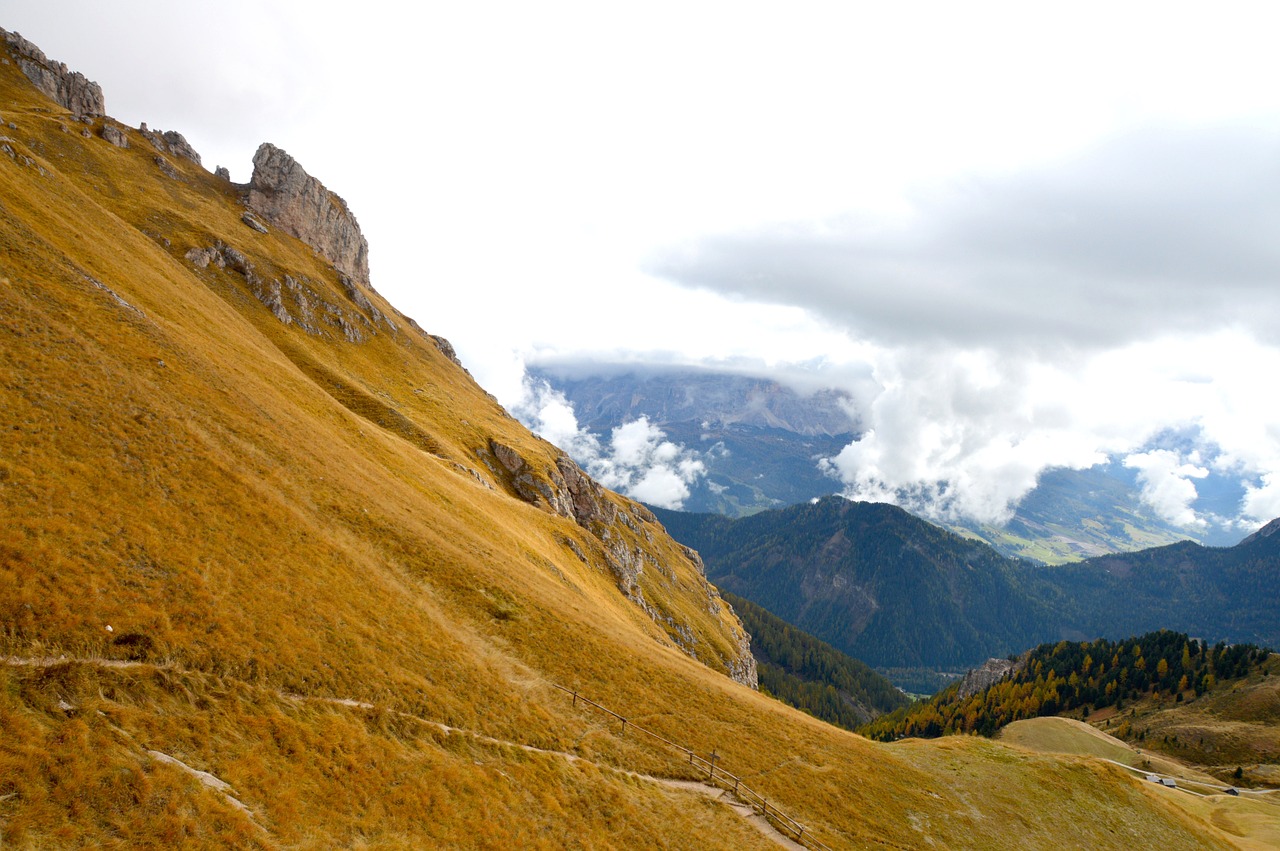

{"left": 1094, "top": 655, "right": 1280, "bottom": 788}
{"left": 999, "top": 718, "right": 1280, "bottom": 851}
{"left": 0, "top": 33, "right": 1255, "bottom": 848}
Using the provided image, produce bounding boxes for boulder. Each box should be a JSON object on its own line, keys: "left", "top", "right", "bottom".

{"left": 101, "top": 124, "right": 128, "bottom": 148}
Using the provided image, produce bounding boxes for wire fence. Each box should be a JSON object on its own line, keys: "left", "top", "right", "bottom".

{"left": 552, "top": 684, "right": 834, "bottom": 851}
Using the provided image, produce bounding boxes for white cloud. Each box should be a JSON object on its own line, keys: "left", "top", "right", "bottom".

{"left": 1123, "top": 449, "right": 1210, "bottom": 529}
{"left": 513, "top": 380, "right": 704, "bottom": 509}
{"left": 819, "top": 348, "right": 1106, "bottom": 524}
{"left": 813, "top": 332, "right": 1280, "bottom": 530}
{"left": 1243, "top": 474, "right": 1280, "bottom": 526}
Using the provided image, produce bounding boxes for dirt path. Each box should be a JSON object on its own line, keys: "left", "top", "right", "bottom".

{"left": 3, "top": 654, "right": 809, "bottom": 849}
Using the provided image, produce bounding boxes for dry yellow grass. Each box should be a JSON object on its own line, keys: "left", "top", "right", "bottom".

{"left": 998, "top": 716, "right": 1280, "bottom": 850}
{"left": 0, "top": 45, "right": 1250, "bottom": 849}
{"left": 999, "top": 717, "right": 1219, "bottom": 782}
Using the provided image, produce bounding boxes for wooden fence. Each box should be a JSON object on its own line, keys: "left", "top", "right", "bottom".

{"left": 553, "top": 684, "right": 834, "bottom": 850}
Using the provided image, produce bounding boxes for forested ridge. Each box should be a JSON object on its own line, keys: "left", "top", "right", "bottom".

{"left": 654, "top": 498, "right": 1057, "bottom": 673}
{"left": 652, "top": 500, "right": 1280, "bottom": 690}
{"left": 723, "top": 591, "right": 909, "bottom": 729}
{"left": 860, "top": 631, "right": 1270, "bottom": 741}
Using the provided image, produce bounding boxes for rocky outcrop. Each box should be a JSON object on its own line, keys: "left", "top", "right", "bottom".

{"left": 137, "top": 124, "right": 201, "bottom": 165}
{"left": 3, "top": 28, "right": 104, "bottom": 116}
{"left": 484, "top": 439, "right": 758, "bottom": 687}
{"left": 184, "top": 241, "right": 385, "bottom": 342}
{"left": 101, "top": 124, "right": 129, "bottom": 148}
{"left": 246, "top": 143, "right": 370, "bottom": 287}
{"left": 956, "top": 653, "right": 1029, "bottom": 699}
{"left": 726, "top": 622, "right": 758, "bottom": 687}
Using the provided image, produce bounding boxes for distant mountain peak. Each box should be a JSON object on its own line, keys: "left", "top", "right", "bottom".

{"left": 1241, "top": 516, "right": 1280, "bottom": 546}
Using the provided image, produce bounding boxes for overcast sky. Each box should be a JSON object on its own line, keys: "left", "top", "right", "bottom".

{"left": 8, "top": 1, "right": 1280, "bottom": 528}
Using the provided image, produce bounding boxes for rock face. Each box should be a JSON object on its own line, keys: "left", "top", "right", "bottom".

{"left": 138, "top": 124, "right": 202, "bottom": 165}
{"left": 184, "top": 241, "right": 389, "bottom": 343}
{"left": 3, "top": 29, "right": 104, "bottom": 116}
{"left": 956, "top": 654, "right": 1029, "bottom": 699}
{"left": 247, "top": 143, "right": 370, "bottom": 287}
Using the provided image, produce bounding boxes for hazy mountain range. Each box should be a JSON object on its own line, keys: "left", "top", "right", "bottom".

{"left": 531, "top": 364, "right": 1238, "bottom": 561}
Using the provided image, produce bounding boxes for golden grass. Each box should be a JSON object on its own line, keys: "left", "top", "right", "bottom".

{"left": 0, "top": 51, "right": 1251, "bottom": 848}
{"left": 999, "top": 717, "right": 1219, "bottom": 782}
{"left": 999, "top": 716, "right": 1280, "bottom": 850}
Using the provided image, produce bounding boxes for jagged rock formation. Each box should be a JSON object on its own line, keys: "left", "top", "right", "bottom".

{"left": 956, "top": 654, "right": 1029, "bottom": 699}
{"left": 247, "top": 143, "right": 370, "bottom": 287}
{"left": 184, "top": 241, "right": 389, "bottom": 342}
{"left": 100, "top": 124, "right": 129, "bottom": 148}
{"left": 2, "top": 28, "right": 104, "bottom": 116}
{"left": 138, "top": 123, "right": 201, "bottom": 164}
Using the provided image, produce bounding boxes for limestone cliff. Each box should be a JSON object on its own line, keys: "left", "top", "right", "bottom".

{"left": 247, "top": 143, "right": 371, "bottom": 287}
{"left": 2, "top": 28, "right": 104, "bottom": 116}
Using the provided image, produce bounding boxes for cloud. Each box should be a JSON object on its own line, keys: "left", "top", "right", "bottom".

{"left": 1243, "top": 474, "right": 1280, "bottom": 526}
{"left": 1123, "top": 449, "right": 1210, "bottom": 529}
{"left": 651, "top": 123, "right": 1280, "bottom": 354}
{"left": 513, "top": 379, "right": 705, "bottom": 509}
{"left": 818, "top": 348, "right": 1106, "bottom": 524}
{"left": 640, "top": 123, "right": 1280, "bottom": 532}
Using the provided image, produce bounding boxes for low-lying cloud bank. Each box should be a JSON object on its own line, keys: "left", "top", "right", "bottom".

{"left": 512, "top": 340, "right": 1279, "bottom": 536}
{"left": 813, "top": 335, "right": 1279, "bottom": 533}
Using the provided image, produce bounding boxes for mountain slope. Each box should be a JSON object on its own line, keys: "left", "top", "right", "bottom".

{"left": 1050, "top": 530, "right": 1280, "bottom": 648}
{"left": 0, "top": 30, "right": 1244, "bottom": 849}
{"left": 654, "top": 498, "right": 1060, "bottom": 673}
{"left": 655, "top": 497, "right": 1280, "bottom": 693}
